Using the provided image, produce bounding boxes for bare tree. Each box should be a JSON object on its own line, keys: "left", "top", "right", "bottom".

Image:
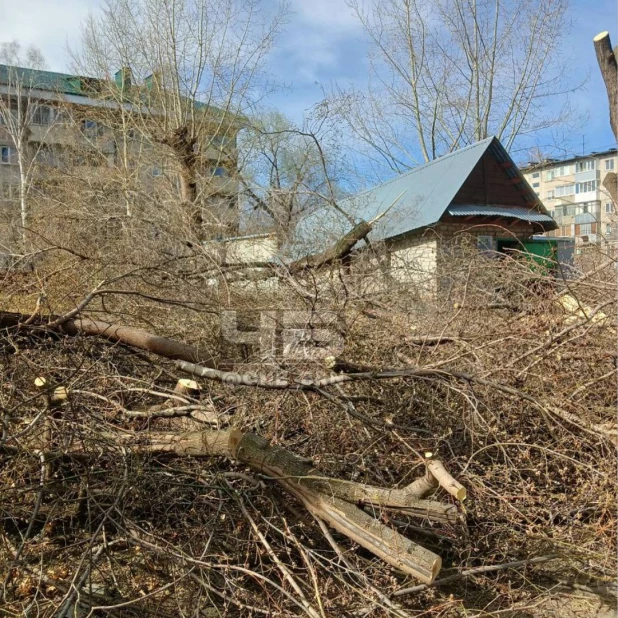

{"left": 70, "top": 0, "right": 287, "bottom": 240}
{"left": 239, "top": 111, "right": 346, "bottom": 235}
{"left": 328, "top": 0, "right": 577, "bottom": 171}
{"left": 0, "top": 41, "right": 48, "bottom": 249}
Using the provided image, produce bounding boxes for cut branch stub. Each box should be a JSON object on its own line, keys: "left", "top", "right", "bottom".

{"left": 174, "top": 379, "right": 200, "bottom": 399}
{"left": 427, "top": 460, "right": 466, "bottom": 502}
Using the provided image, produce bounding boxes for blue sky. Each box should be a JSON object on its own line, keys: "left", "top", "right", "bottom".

{"left": 1, "top": 0, "right": 616, "bottom": 166}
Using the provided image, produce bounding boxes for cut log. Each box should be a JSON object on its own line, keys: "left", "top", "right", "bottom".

{"left": 113, "top": 428, "right": 445, "bottom": 582}
{"left": 174, "top": 379, "right": 200, "bottom": 399}
{"left": 594, "top": 31, "right": 618, "bottom": 140}
{"left": 427, "top": 460, "right": 466, "bottom": 502}
{"left": 405, "top": 453, "right": 440, "bottom": 498}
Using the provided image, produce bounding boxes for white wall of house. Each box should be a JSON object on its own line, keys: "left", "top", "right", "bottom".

{"left": 388, "top": 234, "right": 438, "bottom": 297}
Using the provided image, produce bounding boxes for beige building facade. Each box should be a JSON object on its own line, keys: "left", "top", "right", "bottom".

{"left": 0, "top": 64, "right": 240, "bottom": 257}
{"left": 521, "top": 148, "right": 617, "bottom": 244}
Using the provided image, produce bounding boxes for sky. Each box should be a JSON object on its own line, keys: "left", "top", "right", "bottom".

{"left": 0, "top": 0, "right": 616, "bottom": 167}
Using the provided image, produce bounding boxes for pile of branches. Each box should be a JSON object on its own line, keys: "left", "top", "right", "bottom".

{"left": 0, "top": 232, "right": 616, "bottom": 617}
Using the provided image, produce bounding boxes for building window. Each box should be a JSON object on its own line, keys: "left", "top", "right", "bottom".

{"left": 547, "top": 164, "right": 573, "bottom": 180}
{"left": 532, "top": 182, "right": 540, "bottom": 188}
{"left": 555, "top": 184, "right": 575, "bottom": 197}
{"left": 32, "top": 105, "right": 53, "bottom": 125}
{"left": 605, "top": 159, "right": 615, "bottom": 171}
{"left": 211, "top": 166, "right": 228, "bottom": 177}
{"left": 532, "top": 172, "right": 540, "bottom": 178}
{"left": 606, "top": 224, "right": 612, "bottom": 235}
{"left": 576, "top": 180, "right": 596, "bottom": 194}
{"left": 546, "top": 190, "right": 554, "bottom": 199}
{"left": 605, "top": 202, "right": 613, "bottom": 213}
{"left": 81, "top": 119, "right": 100, "bottom": 137}
{"left": 0, "top": 146, "right": 16, "bottom": 164}
{"left": 476, "top": 235, "right": 494, "bottom": 252}
{"left": 576, "top": 160, "right": 595, "bottom": 172}
{"left": 580, "top": 223, "right": 592, "bottom": 235}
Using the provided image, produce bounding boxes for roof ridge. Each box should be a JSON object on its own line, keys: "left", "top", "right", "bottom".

{"left": 349, "top": 136, "right": 495, "bottom": 202}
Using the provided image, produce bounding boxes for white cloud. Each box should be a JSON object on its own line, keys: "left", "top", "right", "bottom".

{"left": 288, "top": 0, "right": 361, "bottom": 32}
{"left": 0, "top": 0, "right": 100, "bottom": 72}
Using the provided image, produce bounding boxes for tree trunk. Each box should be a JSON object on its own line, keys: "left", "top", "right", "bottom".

{"left": 106, "top": 429, "right": 457, "bottom": 582}
{"left": 593, "top": 31, "right": 618, "bottom": 141}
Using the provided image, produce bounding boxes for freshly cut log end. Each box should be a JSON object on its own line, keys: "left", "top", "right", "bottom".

{"left": 174, "top": 379, "right": 200, "bottom": 399}
{"left": 428, "top": 555, "right": 442, "bottom": 582}
{"left": 51, "top": 387, "right": 68, "bottom": 405}
{"left": 594, "top": 31, "right": 610, "bottom": 41}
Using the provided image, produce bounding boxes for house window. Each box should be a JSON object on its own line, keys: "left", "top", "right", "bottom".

{"left": 576, "top": 160, "right": 595, "bottom": 172}
{"left": 606, "top": 224, "right": 612, "bottom": 235}
{"left": 605, "top": 202, "right": 613, "bottom": 213}
{"left": 532, "top": 182, "right": 540, "bottom": 188}
{"left": 605, "top": 159, "right": 615, "bottom": 171}
{"left": 532, "top": 172, "right": 540, "bottom": 178}
{"left": 32, "top": 105, "right": 52, "bottom": 125}
{"left": 576, "top": 180, "right": 596, "bottom": 194}
{"left": 580, "top": 223, "right": 592, "bottom": 235}
{"left": 476, "top": 235, "right": 494, "bottom": 252}
{"left": 1, "top": 146, "right": 16, "bottom": 164}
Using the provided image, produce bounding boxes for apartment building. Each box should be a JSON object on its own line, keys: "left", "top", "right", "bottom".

{"left": 521, "top": 148, "right": 617, "bottom": 244}
{"left": 0, "top": 64, "right": 240, "bottom": 253}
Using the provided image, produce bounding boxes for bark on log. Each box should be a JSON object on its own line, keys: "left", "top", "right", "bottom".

{"left": 427, "top": 460, "right": 466, "bottom": 502}
{"left": 594, "top": 31, "right": 618, "bottom": 140}
{"left": 0, "top": 312, "right": 219, "bottom": 369}
{"left": 288, "top": 220, "right": 373, "bottom": 272}
{"left": 122, "top": 428, "right": 446, "bottom": 582}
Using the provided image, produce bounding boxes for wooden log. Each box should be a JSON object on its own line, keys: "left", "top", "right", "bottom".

{"left": 594, "top": 31, "right": 618, "bottom": 140}
{"left": 405, "top": 453, "right": 440, "bottom": 498}
{"left": 174, "top": 379, "right": 200, "bottom": 399}
{"left": 317, "top": 478, "right": 458, "bottom": 524}
{"left": 427, "top": 460, "right": 466, "bottom": 502}
{"left": 134, "top": 429, "right": 443, "bottom": 581}
{"left": 231, "top": 432, "right": 442, "bottom": 583}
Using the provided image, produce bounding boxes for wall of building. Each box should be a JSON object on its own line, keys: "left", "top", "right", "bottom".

{"left": 522, "top": 150, "right": 617, "bottom": 244}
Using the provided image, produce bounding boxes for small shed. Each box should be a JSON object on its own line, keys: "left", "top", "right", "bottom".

{"left": 296, "top": 136, "right": 558, "bottom": 294}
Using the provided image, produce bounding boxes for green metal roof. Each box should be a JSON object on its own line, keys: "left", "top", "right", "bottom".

{"left": 0, "top": 64, "right": 94, "bottom": 95}
{"left": 0, "top": 64, "right": 244, "bottom": 123}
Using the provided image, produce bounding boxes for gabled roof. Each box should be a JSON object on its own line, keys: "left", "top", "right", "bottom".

{"left": 295, "top": 137, "right": 557, "bottom": 250}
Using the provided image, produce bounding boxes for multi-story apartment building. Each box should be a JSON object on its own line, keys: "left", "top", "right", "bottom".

{"left": 521, "top": 148, "right": 617, "bottom": 244}
{"left": 0, "top": 64, "right": 240, "bottom": 253}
